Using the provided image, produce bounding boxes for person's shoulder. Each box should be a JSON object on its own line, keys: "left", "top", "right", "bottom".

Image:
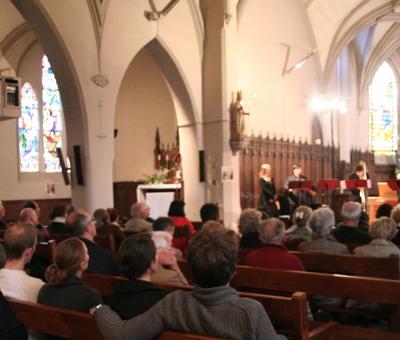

{"left": 24, "top": 272, "right": 44, "bottom": 287}
{"left": 229, "top": 296, "right": 266, "bottom": 315}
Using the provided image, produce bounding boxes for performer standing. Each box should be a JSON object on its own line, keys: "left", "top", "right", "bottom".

{"left": 348, "top": 161, "right": 370, "bottom": 208}
{"left": 258, "top": 163, "right": 278, "bottom": 217}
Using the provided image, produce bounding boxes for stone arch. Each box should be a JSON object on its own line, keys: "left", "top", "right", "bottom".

{"left": 114, "top": 37, "right": 203, "bottom": 218}
{"left": 11, "top": 0, "right": 89, "bottom": 207}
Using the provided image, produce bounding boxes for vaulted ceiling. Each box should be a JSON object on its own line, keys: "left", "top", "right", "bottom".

{"left": 2, "top": 0, "right": 400, "bottom": 88}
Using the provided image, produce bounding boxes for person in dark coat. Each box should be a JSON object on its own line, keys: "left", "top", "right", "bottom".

{"left": 37, "top": 237, "right": 102, "bottom": 312}
{"left": 104, "top": 234, "right": 167, "bottom": 320}
{"left": 0, "top": 289, "right": 28, "bottom": 339}
{"left": 258, "top": 164, "right": 278, "bottom": 217}
{"left": 67, "top": 210, "right": 119, "bottom": 275}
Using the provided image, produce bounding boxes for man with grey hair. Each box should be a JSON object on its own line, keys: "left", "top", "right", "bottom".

{"left": 125, "top": 203, "right": 153, "bottom": 233}
{"left": 298, "top": 208, "right": 349, "bottom": 254}
{"left": 332, "top": 202, "right": 371, "bottom": 245}
{"left": 67, "top": 210, "right": 118, "bottom": 275}
{"left": 244, "top": 218, "right": 304, "bottom": 271}
{"left": 0, "top": 200, "right": 6, "bottom": 229}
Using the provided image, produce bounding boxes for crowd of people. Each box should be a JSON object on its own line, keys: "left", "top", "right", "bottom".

{"left": 0, "top": 195, "right": 400, "bottom": 339}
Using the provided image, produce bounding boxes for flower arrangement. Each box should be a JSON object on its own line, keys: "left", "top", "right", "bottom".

{"left": 144, "top": 168, "right": 169, "bottom": 184}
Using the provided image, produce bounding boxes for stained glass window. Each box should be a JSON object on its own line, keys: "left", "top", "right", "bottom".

{"left": 19, "top": 83, "right": 40, "bottom": 172}
{"left": 369, "top": 62, "right": 398, "bottom": 155}
{"left": 42, "top": 55, "right": 63, "bottom": 172}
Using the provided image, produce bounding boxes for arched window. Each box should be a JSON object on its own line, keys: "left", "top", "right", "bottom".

{"left": 19, "top": 83, "right": 40, "bottom": 172}
{"left": 42, "top": 55, "right": 63, "bottom": 172}
{"left": 369, "top": 62, "right": 398, "bottom": 155}
{"left": 18, "top": 55, "right": 63, "bottom": 173}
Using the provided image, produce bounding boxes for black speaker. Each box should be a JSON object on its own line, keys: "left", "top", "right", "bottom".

{"left": 199, "top": 150, "right": 205, "bottom": 182}
{"left": 73, "top": 145, "right": 84, "bottom": 186}
{"left": 56, "top": 147, "right": 70, "bottom": 185}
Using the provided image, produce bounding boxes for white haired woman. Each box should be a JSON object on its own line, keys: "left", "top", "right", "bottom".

{"left": 354, "top": 217, "right": 400, "bottom": 261}
{"left": 298, "top": 207, "right": 349, "bottom": 255}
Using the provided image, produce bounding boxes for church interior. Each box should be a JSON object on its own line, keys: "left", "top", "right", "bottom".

{"left": 2, "top": 0, "right": 400, "bottom": 339}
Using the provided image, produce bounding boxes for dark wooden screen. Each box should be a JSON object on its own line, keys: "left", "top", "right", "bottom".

{"left": 239, "top": 135, "right": 339, "bottom": 209}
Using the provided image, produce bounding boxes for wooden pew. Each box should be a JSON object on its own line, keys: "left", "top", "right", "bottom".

{"left": 291, "top": 251, "right": 399, "bottom": 279}
{"left": 94, "top": 234, "right": 116, "bottom": 256}
{"left": 82, "top": 273, "right": 336, "bottom": 340}
{"left": 7, "top": 297, "right": 225, "bottom": 340}
{"left": 35, "top": 241, "right": 56, "bottom": 264}
{"left": 178, "top": 260, "right": 400, "bottom": 332}
{"left": 238, "top": 248, "right": 400, "bottom": 279}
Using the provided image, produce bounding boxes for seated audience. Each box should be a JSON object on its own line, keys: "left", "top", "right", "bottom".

{"left": 168, "top": 200, "right": 196, "bottom": 254}
{"left": 285, "top": 205, "right": 312, "bottom": 243}
{"left": 332, "top": 202, "right": 371, "bottom": 245}
{"left": 0, "top": 200, "right": 6, "bottom": 230}
{"left": 93, "top": 225, "right": 280, "bottom": 340}
{"left": 244, "top": 218, "right": 304, "bottom": 271}
{"left": 200, "top": 203, "right": 220, "bottom": 224}
{"left": 238, "top": 208, "right": 263, "bottom": 249}
{"left": 38, "top": 237, "right": 101, "bottom": 312}
{"left": 20, "top": 208, "right": 47, "bottom": 242}
{"left": 94, "top": 208, "right": 125, "bottom": 249}
{"left": 0, "top": 223, "right": 44, "bottom": 302}
{"left": 48, "top": 204, "right": 69, "bottom": 234}
{"left": 67, "top": 210, "right": 118, "bottom": 275}
{"left": 107, "top": 208, "right": 122, "bottom": 229}
{"left": 125, "top": 203, "right": 153, "bottom": 233}
{"left": 104, "top": 234, "right": 167, "bottom": 319}
{"left": 354, "top": 217, "right": 400, "bottom": 261}
{"left": 298, "top": 207, "right": 349, "bottom": 254}
{"left": 390, "top": 204, "right": 400, "bottom": 246}
{"left": 376, "top": 203, "right": 393, "bottom": 218}
{"left": 151, "top": 246, "right": 188, "bottom": 285}
{"left": 0, "top": 289, "right": 28, "bottom": 339}
{"left": 152, "top": 217, "right": 183, "bottom": 259}
{"left": 21, "top": 200, "right": 49, "bottom": 239}
{"left": 0, "top": 243, "right": 5, "bottom": 268}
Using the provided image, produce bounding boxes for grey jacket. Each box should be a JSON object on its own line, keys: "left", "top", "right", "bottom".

{"left": 95, "top": 285, "right": 280, "bottom": 340}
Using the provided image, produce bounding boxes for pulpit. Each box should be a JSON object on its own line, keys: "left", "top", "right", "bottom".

{"left": 136, "top": 183, "right": 182, "bottom": 220}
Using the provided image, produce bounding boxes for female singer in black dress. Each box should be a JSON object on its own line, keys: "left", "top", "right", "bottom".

{"left": 258, "top": 163, "right": 278, "bottom": 217}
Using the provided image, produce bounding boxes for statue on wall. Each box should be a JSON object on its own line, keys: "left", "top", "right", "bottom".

{"left": 230, "top": 91, "right": 249, "bottom": 138}
{"left": 229, "top": 91, "right": 250, "bottom": 154}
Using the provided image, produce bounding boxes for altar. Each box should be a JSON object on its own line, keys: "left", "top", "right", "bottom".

{"left": 136, "top": 183, "right": 182, "bottom": 220}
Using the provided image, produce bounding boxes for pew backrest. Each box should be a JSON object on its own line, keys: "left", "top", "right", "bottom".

{"left": 7, "top": 297, "right": 225, "bottom": 340}
{"left": 237, "top": 248, "right": 400, "bottom": 279}
{"left": 291, "top": 251, "right": 400, "bottom": 279}
{"left": 82, "top": 273, "right": 335, "bottom": 340}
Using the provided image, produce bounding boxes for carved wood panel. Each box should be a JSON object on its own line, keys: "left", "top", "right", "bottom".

{"left": 239, "top": 135, "right": 339, "bottom": 209}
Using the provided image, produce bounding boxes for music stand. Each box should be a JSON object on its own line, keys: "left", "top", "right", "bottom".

{"left": 288, "top": 180, "right": 313, "bottom": 205}
{"left": 387, "top": 180, "right": 400, "bottom": 202}
{"left": 387, "top": 180, "right": 400, "bottom": 192}
{"left": 342, "top": 179, "right": 368, "bottom": 190}
{"left": 317, "top": 179, "right": 340, "bottom": 206}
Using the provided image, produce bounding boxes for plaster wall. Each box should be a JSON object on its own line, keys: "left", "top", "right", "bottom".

{"left": 0, "top": 42, "right": 71, "bottom": 200}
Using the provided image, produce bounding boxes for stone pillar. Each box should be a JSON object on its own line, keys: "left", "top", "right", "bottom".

{"left": 201, "top": 0, "right": 241, "bottom": 227}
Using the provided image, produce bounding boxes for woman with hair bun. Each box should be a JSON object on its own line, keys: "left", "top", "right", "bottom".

{"left": 37, "top": 238, "right": 101, "bottom": 312}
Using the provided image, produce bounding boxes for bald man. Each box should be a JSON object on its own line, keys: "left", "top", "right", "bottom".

{"left": 244, "top": 218, "right": 304, "bottom": 271}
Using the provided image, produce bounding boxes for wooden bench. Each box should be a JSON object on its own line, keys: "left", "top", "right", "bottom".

{"left": 291, "top": 251, "right": 399, "bottom": 279}
{"left": 94, "top": 234, "right": 116, "bottom": 256}
{"left": 238, "top": 248, "right": 400, "bottom": 279}
{"left": 178, "top": 260, "right": 400, "bottom": 332}
{"left": 35, "top": 241, "right": 57, "bottom": 264}
{"left": 82, "top": 273, "right": 336, "bottom": 340}
{"left": 7, "top": 297, "right": 225, "bottom": 340}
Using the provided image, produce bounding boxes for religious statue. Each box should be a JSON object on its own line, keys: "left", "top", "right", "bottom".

{"left": 229, "top": 91, "right": 249, "bottom": 138}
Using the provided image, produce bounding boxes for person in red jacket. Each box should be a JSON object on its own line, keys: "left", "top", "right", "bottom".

{"left": 244, "top": 218, "right": 304, "bottom": 271}
{"left": 168, "top": 200, "right": 195, "bottom": 256}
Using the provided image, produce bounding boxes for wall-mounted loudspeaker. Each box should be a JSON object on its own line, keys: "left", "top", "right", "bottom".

{"left": 199, "top": 150, "right": 205, "bottom": 183}
{"left": 73, "top": 145, "right": 84, "bottom": 186}
{"left": 56, "top": 147, "right": 70, "bottom": 186}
